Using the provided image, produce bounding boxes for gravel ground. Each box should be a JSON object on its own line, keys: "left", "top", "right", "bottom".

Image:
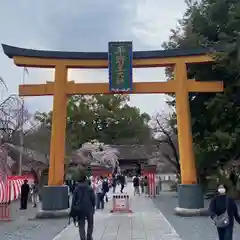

{"left": 152, "top": 192, "right": 240, "bottom": 240}
{"left": 0, "top": 200, "right": 68, "bottom": 240}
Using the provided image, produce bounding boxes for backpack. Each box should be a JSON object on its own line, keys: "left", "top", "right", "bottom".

{"left": 69, "top": 189, "right": 88, "bottom": 226}
{"left": 213, "top": 197, "right": 229, "bottom": 228}
{"left": 102, "top": 181, "right": 109, "bottom": 193}
{"left": 133, "top": 177, "right": 139, "bottom": 186}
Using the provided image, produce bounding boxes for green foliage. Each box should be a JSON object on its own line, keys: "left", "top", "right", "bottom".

{"left": 163, "top": 0, "right": 240, "bottom": 176}
{"left": 35, "top": 94, "right": 151, "bottom": 151}
{"left": 23, "top": 125, "right": 51, "bottom": 155}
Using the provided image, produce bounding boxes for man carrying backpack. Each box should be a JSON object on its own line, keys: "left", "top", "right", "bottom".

{"left": 70, "top": 172, "right": 96, "bottom": 240}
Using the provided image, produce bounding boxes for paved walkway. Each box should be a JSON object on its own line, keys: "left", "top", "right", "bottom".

{"left": 53, "top": 184, "right": 181, "bottom": 240}
{"left": 153, "top": 192, "right": 240, "bottom": 240}
{"left": 0, "top": 200, "right": 67, "bottom": 240}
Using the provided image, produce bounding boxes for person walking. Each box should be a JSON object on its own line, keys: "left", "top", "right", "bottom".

{"left": 112, "top": 175, "right": 117, "bottom": 193}
{"left": 102, "top": 177, "right": 109, "bottom": 202}
{"left": 209, "top": 184, "right": 240, "bottom": 240}
{"left": 133, "top": 175, "right": 140, "bottom": 196}
{"left": 30, "top": 180, "right": 38, "bottom": 208}
{"left": 156, "top": 176, "right": 162, "bottom": 195}
{"left": 70, "top": 172, "right": 95, "bottom": 240}
{"left": 140, "top": 176, "right": 144, "bottom": 194}
{"left": 119, "top": 174, "right": 125, "bottom": 193}
{"left": 143, "top": 176, "right": 149, "bottom": 197}
{"left": 95, "top": 176, "right": 104, "bottom": 209}
{"left": 20, "top": 179, "right": 30, "bottom": 210}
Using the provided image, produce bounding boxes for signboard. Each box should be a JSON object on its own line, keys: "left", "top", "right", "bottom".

{"left": 108, "top": 41, "right": 133, "bottom": 92}
{"left": 115, "top": 198, "right": 126, "bottom": 210}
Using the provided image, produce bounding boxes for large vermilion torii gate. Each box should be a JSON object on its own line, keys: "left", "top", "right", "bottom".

{"left": 1, "top": 43, "right": 223, "bottom": 215}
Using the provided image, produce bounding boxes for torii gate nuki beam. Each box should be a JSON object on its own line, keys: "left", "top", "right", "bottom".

{"left": 2, "top": 44, "right": 223, "bottom": 213}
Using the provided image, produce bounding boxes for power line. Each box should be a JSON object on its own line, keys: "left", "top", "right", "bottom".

{"left": 19, "top": 68, "right": 28, "bottom": 175}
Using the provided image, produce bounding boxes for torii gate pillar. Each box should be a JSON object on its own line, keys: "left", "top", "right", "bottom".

{"left": 40, "top": 65, "right": 69, "bottom": 212}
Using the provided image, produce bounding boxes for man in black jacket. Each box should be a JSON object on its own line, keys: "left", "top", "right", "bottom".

{"left": 71, "top": 173, "right": 96, "bottom": 240}
{"left": 20, "top": 179, "right": 30, "bottom": 210}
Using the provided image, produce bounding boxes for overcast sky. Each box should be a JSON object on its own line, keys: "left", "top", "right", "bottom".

{"left": 0, "top": 0, "right": 187, "bottom": 117}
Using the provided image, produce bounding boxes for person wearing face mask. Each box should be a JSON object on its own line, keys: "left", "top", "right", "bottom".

{"left": 209, "top": 184, "right": 240, "bottom": 240}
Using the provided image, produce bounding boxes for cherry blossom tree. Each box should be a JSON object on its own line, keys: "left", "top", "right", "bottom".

{"left": 75, "top": 140, "right": 120, "bottom": 172}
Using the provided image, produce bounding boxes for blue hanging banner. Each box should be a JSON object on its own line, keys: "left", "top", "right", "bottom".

{"left": 108, "top": 41, "right": 133, "bottom": 92}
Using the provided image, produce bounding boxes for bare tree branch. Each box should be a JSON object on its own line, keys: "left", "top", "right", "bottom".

{"left": 151, "top": 112, "right": 180, "bottom": 174}
{"left": 0, "top": 94, "right": 31, "bottom": 143}
{"left": 0, "top": 76, "right": 8, "bottom": 91}
{"left": 155, "top": 116, "right": 179, "bottom": 165}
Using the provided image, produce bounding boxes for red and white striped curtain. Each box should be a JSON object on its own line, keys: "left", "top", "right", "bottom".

{"left": 0, "top": 175, "right": 34, "bottom": 203}
{"left": 146, "top": 172, "right": 156, "bottom": 197}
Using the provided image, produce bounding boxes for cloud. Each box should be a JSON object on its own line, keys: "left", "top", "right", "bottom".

{"left": 0, "top": 0, "right": 187, "bottom": 117}
{"left": 132, "top": 0, "right": 186, "bottom": 48}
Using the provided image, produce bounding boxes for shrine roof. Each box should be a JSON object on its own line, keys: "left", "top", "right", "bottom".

{"left": 2, "top": 44, "right": 214, "bottom": 60}
{"left": 4, "top": 143, "right": 48, "bottom": 172}
{"left": 5, "top": 143, "right": 48, "bottom": 165}
{"left": 109, "top": 144, "right": 149, "bottom": 160}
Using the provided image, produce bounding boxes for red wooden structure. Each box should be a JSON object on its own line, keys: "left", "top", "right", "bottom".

{"left": 143, "top": 165, "right": 157, "bottom": 198}
{"left": 91, "top": 165, "right": 112, "bottom": 177}
{"left": 90, "top": 164, "right": 112, "bottom": 190}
